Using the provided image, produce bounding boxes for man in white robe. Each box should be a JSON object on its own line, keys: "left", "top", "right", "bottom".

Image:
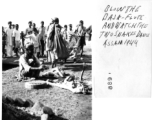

{"left": 6, "top": 21, "right": 13, "bottom": 57}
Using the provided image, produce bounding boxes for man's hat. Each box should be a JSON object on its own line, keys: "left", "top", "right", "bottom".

{"left": 64, "top": 25, "right": 67, "bottom": 28}
{"left": 25, "top": 42, "right": 34, "bottom": 49}
{"left": 53, "top": 17, "right": 59, "bottom": 23}
{"left": 79, "top": 20, "right": 84, "bottom": 24}
{"left": 28, "top": 21, "right": 32, "bottom": 24}
{"left": 69, "top": 24, "right": 72, "bottom": 27}
{"left": 8, "top": 21, "right": 12, "bottom": 24}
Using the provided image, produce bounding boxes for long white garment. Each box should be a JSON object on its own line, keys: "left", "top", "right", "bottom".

{"left": 46, "top": 24, "right": 54, "bottom": 51}
{"left": 6, "top": 28, "right": 13, "bottom": 56}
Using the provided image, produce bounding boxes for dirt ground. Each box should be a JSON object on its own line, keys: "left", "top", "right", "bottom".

{"left": 2, "top": 41, "right": 92, "bottom": 120}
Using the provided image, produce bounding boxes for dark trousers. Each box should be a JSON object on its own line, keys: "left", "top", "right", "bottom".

{"left": 40, "top": 39, "right": 45, "bottom": 56}
{"left": 2, "top": 41, "right": 6, "bottom": 56}
{"left": 89, "top": 34, "right": 92, "bottom": 41}
{"left": 14, "top": 48, "right": 18, "bottom": 55}
{"left": 78, "top": 36, "right": 85, "bottom": 57}
{"left": 12, "top": 37, "right": 15, "bottom": 52}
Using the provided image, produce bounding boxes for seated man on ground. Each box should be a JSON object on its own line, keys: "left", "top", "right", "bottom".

{"left": 18, "top": 42, "right": 65, "bottom": 81}
{"left": 19, "top": 42, "right": 44, "bottom": 80}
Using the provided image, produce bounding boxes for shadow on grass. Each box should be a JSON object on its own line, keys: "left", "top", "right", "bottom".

{"left": 43, "top": 54, "right": 92, "bottom": 65}
{"left": 64, "top": 54, "right": 91, "bottom": 71}
{"left": 81, "top": 54, "right": 92, "bottom": 63}
{"left": 2, "top": 63, "right": 18, "bottom": 71}
{"left": 61, "top": 54, "right": 92, "bottom": 73}
{"left": 63, "top": 64, "right": 92, "bottom": 72}
{"left": 51, "top": 115, "right": 68, "bottom": 120}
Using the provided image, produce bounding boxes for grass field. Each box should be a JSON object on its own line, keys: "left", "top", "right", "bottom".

{"left": 2, "top": 41, "right": 92, "bottom": 120}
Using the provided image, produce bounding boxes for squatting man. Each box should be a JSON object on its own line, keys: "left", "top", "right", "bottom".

{"left": 18, "top": 42, "right": 63, "bottom": 81}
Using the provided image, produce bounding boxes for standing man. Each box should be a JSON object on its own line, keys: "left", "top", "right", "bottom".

{"left": 46, "top": 19, "right": 54, "bottom": 62}
{"left": 12, "top": 24, "right": 16, "bottom": 49}
{"left": 12, "top": 24, "right": 15, "bottom": 52}
{"left": 25, "top": 30, "right": 41, "bottom": 58}
{"left": 33, "top": 23, "right": 38, "bottom": 33}
{"left": 86, "top": 25, "right": 92, "bottom": 41}
{"left": 38, "top": 21, "right": 46, "bottom": 57}
{"left": 25, "top": 21, "right": 33, "bottom": 35}
{"left": 75, "top": 20, "right": 86, "bottom": 58}
{"left": 48, "top": 17, "right": 68, "bottom": 67}
{"left": 6, "top": 21, "right": 14, "bottom": 57}
{"left": 67, "top": 24, "right": 75, "bottom": 49}
{"left": 14, "top": 24, "right": 21, "bottom": 57}
{"left": 20, "top": 31, "right": 25, "bottom": 54}
{"left": 2, "top": 26, "right": 7, "bottom": 57}
{"left": 67, "top": 24, "right": 74, "bottom": 42}
{"left": 62, "top": 25, "right": 68, "bottom": 41}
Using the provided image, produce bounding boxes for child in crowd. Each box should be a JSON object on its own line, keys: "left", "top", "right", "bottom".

{"left": 25, "top": 30, "right": 40, "bottom": 58}
{"left": 38, "top": 21, "right": 46, "bottom": 57}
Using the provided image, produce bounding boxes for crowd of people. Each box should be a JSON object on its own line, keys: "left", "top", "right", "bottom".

{"left": 2, "top": 17, "right": 92, "bottom": 80}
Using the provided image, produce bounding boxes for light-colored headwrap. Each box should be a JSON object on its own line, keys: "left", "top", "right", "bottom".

{"left": 25, "top": 42, "right": 34, "bottom": 49}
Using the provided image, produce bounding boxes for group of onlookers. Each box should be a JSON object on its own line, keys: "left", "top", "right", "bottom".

{"left": 2, "top": 17, "right": 92, "bottom": 80}
{"left": 2, "top": 18, "right": 92, "bottom": 61}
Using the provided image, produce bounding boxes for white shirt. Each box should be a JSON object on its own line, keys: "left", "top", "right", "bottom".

{"left": 14, "top": 30, "right": 21, "bottom": 41}
{"left": 25, "top": 33, "right": 39, "bottom": 47}
{"left": 6, "top": 28, "right": 13, "bottom": 45}
{"left": 12, "top": 29, "right": 16, "bottom": 37}
{"left": 76, "top": 26, "right": 86, "bottom": 36}
{"left": 19, "top": 54, "right": 40, "bottom": 78}
{"left": 38, "top": 26, "right": 46, "bottom": 41}
{"left": 39, "top": 26, "right": 46, "bottom": 36}
{"left": 62, "top": 29, "right": 67, "bottom": 40}
{"left": 24, "top": 37, "right": 31, "bottom": 46}
{"left": 67, "top": 30, "right": 74, "bottom": 42}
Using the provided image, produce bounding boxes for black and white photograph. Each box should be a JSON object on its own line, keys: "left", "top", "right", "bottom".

{"left": 1, "top": 0, "right": 152, "bottom": 120}
{"left": 2, "top": 0, "right": 92, "bottom": 120}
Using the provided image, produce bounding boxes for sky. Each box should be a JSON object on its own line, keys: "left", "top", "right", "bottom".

{"left": 1, "top": 0, "right": 95, "bottom": 31}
